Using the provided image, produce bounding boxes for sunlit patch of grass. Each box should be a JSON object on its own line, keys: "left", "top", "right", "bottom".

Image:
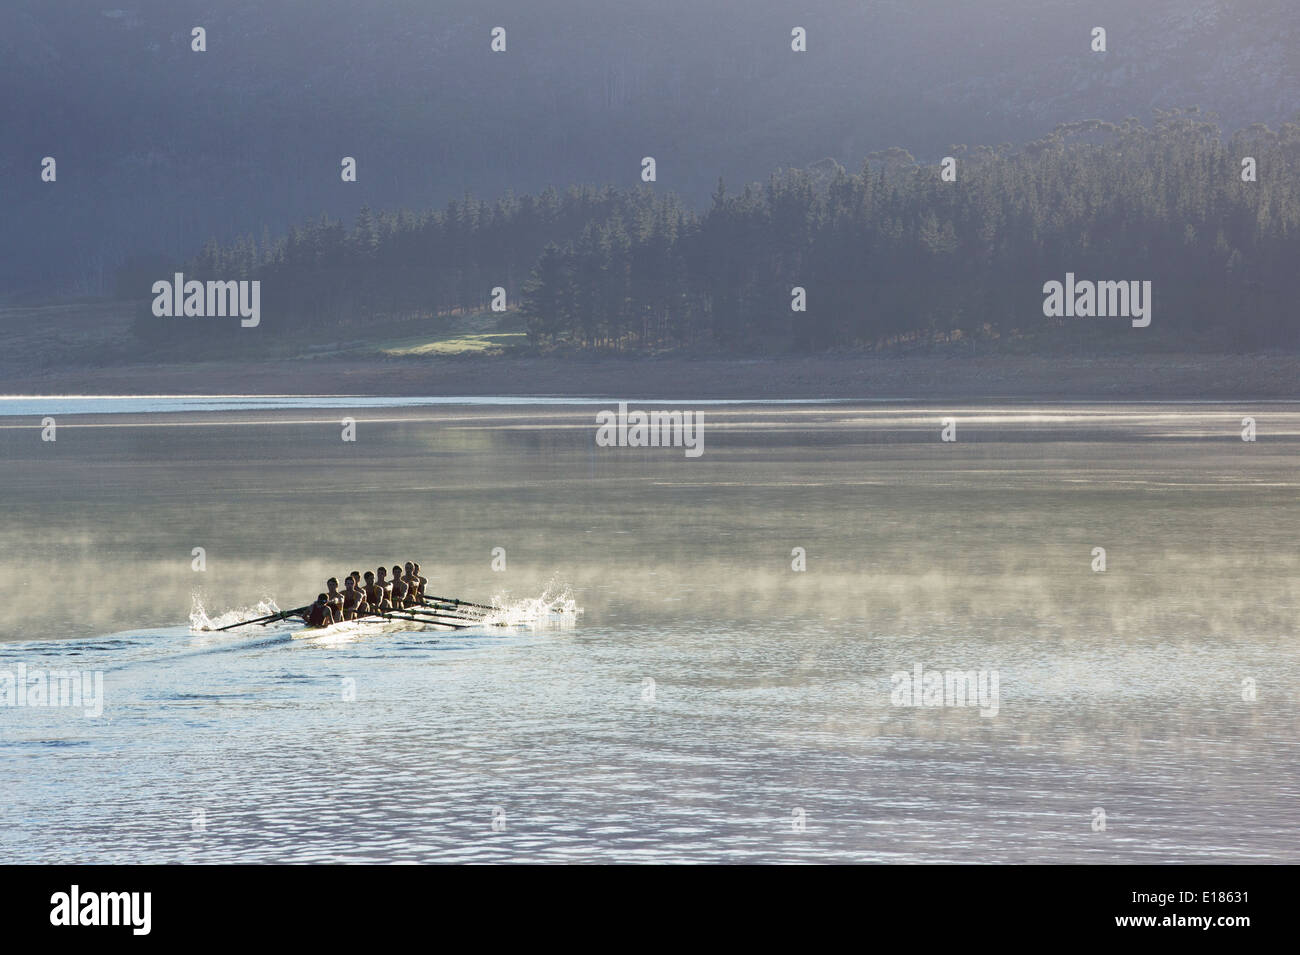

{"left": 378, "top": 331, "right": 528, "bottom": 356}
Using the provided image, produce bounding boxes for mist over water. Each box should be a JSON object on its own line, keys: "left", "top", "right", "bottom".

{"left": 0, "top": 400, "right": 1296, "bottom": 862}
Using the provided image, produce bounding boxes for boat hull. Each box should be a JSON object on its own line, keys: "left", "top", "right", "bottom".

{"left": 292, "top": 615, "right": 458, "bottom": 638}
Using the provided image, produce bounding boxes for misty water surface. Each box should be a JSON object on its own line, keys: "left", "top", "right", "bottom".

{"left": 0, "top": 401, "right": 1295, "bottom": 862}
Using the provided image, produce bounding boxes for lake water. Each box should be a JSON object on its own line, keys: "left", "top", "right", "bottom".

{"left": 1, "top": 399, "right": 1297, "bottom": 863}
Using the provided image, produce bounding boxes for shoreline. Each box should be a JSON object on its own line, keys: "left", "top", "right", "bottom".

{"left": 2, "top": 353, "right": 1297, "bottom": 401}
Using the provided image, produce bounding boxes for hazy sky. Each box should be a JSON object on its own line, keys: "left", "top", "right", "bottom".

{"left": 3, "top": 0, "right": 1297, "bottom": 296}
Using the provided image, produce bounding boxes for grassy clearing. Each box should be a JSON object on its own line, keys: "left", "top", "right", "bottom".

{"left": 377, "top": 331, "right": 527, "bottom": 356}
{"left": 280, "top": 310, "right": 528, "bottom": 360}
{"left": 368, "top": 309, "right": 527, "bottom": 357}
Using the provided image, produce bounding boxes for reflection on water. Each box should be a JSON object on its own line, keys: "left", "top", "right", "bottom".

{"left": 0, "top": 402, "right": 1296, "bottom": 862}
{"left": 0, "top": 395, "right": 833, "bottom": 417}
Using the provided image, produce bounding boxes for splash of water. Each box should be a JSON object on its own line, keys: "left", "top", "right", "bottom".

{"left": 190, "top": 594, "right": 282, "bottom": 632}
{"left": 482, "top": 581, "right": 582, "bottom": 628}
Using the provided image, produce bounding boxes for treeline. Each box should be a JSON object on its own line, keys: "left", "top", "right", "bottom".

{"left": 130, "top": 186, "right": 667, "bottom": 343}
{"left": 155, "top": 111, "right": 1300, "bottom": 351}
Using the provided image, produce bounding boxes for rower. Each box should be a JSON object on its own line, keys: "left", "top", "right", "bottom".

{"left": 349, "top": 570, "right": 370, "bottom": 616}
{"left": 376, "top": 566, "right": 390, "bottom": 605}
{"left": 403, "top": 561, "right": 420, "bottom": 601}
{"left": 325, "top": 577, "right": 345, "bottom": 620}
{"left": 412, "top": 561, "right": 429, "bottom": 600}
{"left": 389, "top": 565, "right": 409, "bottom": 608}
{"left": 303, "top": 594, "right": 335, "bottom": 628}
{"left": 341, "top": 575, "right": 366, "bottom": 620}
{"left": 363, "top": 570, "right": 388, "bottom": 612}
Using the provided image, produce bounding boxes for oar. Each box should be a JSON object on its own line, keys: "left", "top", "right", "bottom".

{"left": 210, "top": 605, "right": 309, "bottom": 632}
{"left": 378, "top": 611, "right": 459, "bottom": 626}
{"left": 418, "top": 608, "right": 494, "bottom": 626}
{"left": 420, "top": 601, "right": 488, "bottom": 620}
{"left": 335, "top": 599, "right": 476, "bottom": 624}
{"left": 422, "top": 594, "right": 495, "bottom": 613}
{"left": 349, "top": 606, "right": 472, "bottom": 630}
{"left": 305, "top": 611, "right": 455, "bottom": 629}
{"left": 398, "top": 606, "right": 482, "bottom": 626}
{"left": 416, "top": 601, "right": 484, "bottom": 620}
{"left": 413, "top": 602, "right": 511, "bottom": 627}
{"left": 375, "top": 611, "right": 469, "bottom": 630}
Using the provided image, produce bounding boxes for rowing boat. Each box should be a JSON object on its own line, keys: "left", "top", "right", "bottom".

{"left": 293, "top": 612, "right": 471, "bottom": 638}
{"left": 201, "top": 593, "right": 498, "bottom": 634}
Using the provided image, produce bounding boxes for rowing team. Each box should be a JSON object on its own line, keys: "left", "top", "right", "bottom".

{"left": 302, "top": 561, "right": 429, "bottom": 627}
